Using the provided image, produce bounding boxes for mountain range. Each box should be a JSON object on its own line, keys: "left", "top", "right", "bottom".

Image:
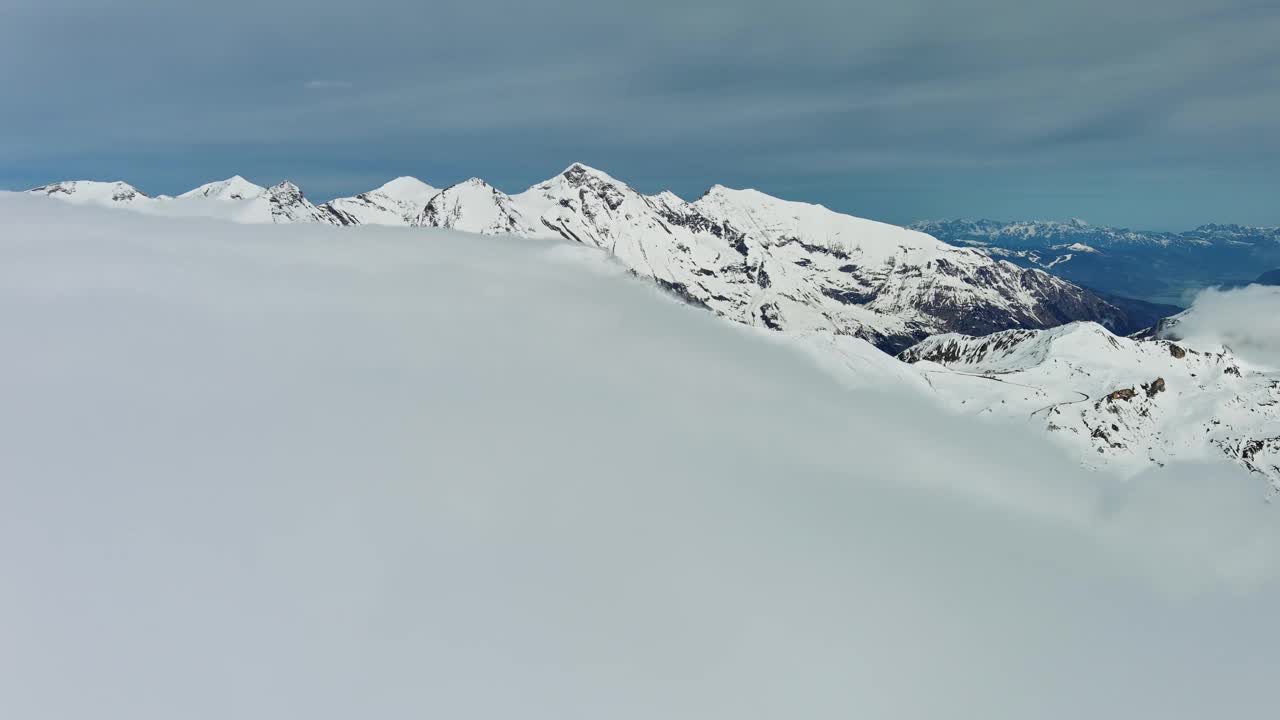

{"left": 29, "top": 166, "right": 1132, "bottom": 354}
{"left": 914, "top": 218, "right": 1280, "bottom": 306}
{"left": 20, "top": 170, "right": 1280, "bottom": 486}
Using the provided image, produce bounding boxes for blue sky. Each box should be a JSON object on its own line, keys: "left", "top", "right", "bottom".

{"left": 3, "top": 0, "right": 1278, "bottom": 229}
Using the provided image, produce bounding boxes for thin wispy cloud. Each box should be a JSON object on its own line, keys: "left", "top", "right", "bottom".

{"left": 303, "top": 79, "right": 353, "bottom": 90}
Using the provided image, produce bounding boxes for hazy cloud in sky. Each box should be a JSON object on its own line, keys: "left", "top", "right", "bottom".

{"left": 2, "top": 0, "right": 1278, "bottom": 227}
{"left": 303, "top": 80, "right": 354, "bottom": 90}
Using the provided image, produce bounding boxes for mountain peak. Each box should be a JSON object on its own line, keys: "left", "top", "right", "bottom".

{"left": 649, "top": 190, "right": 686, "bottom": 212}
{"left": 562, "top": 161, "right": 599, "bottom": 174}
{"left": 29, "top": 180, "right": 147, "bottom": 203}
{"left": 376, "top": 175, "right": 431, "bottom": 191}
{"left": 267, "top": 181, "right": 308, "bottom": 207}
{"left": 370, "top": 176, "right": 438, "bottom": 203}
{"left": 701, "top": 183, "right": 762, "bottom": 200}
{"left": 560, "top": 162, "right": 624, "bottom": 187}
{"left": 179, "top": 176, "right": 265, "bottom": 201}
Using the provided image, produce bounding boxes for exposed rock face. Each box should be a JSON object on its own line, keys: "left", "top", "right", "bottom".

{"left": 1236, "top": 437, "right": 1280, "bottom": 477}
{"left": 1106, "top": 387, "right": 1137, "bottom": 403}
{"left": 264, "top": 182, "right": 332, "bottom": 224}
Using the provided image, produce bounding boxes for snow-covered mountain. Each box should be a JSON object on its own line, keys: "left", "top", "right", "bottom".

{"left": 320, "top": 176, "right": 438, "bottom": 226}
{"left": 413, "top": 178, "right": 540, "bottom": 235}
{"left": 403, "top": 164, "right": 1127, "bottom": 352}
{"left": 1185, "top": 223, "right": 1280, "bottom": 245}
{"left": 178, "top": 175, "right": 265, "bottom": 201}
{"left": 897, "top": 322, "right": 1280, "bottom": 486}
{"left": 162, "top": 179, "right": 333, "bottom": 224}
{"left": 29, "top": 180, "right": 149, "bottom": 205}
{"left": 910, "top": 218, "right": 1209, "bottom": 250}
{"left": 28, "top": 176, "right": 332, "bottom": 225}
{"left": 259, "top": 181, "right": 333, "bottom": 224}
{"left": 27, "top": 164, "right": 1130, "bottom": 351}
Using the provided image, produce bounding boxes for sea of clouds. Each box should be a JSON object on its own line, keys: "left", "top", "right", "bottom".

{"left": 1, "top": 194, "right": 1278, "bottom": 719}
{"left": 1168, "top": 284, "right": 1280, "bottom": 369}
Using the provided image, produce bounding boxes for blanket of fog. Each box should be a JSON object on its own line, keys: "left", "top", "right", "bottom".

{"left": 1170, "top": 285, "right": 1280, "bottom": 369}
{"left": 1, "top": 194, "right": 1278, "bottom": 719}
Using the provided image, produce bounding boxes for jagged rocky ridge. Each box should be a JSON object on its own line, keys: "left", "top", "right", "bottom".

{"left": 28, "top": 165, "right": 1130, "bottom": 353}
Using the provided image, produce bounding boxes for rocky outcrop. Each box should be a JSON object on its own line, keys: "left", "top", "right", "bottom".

{"left": 264, "top": 182, "right": 332, "bottom": 224}
{"left": 1105, "top": 387, "right": 1137, "bottom": 403}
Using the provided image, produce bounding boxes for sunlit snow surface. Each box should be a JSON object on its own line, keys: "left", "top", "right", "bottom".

{"left": 2, "top": 194, "right": 1280, "bottom": 720}
{"left": 901, "top": 321, "right": 1280, "bottom": 485}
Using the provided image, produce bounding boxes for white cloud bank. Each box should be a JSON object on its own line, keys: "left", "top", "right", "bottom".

{"left": 1169, "top": 284, "right": 1280, "bottom": 369}
{"left": 1, "top": 194, "right": 1279, "bottom": 719}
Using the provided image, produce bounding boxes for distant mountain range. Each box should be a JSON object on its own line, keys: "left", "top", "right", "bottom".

{"left": 26, "top": 166, "right": 1133, "bottom": 354}
{"left": 912, "top": 218, "right": 1280, "bottom": 306}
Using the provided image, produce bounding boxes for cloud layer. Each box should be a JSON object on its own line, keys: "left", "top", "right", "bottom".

{"left": 2, "top": 196, "right": 1279, "bottom": 719}
{"left": 1170, "top": 284, "right": 1280, "bottom": 368}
